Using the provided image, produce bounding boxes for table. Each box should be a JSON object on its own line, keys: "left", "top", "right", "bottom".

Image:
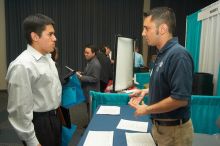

{"left": 77, "top": 105, "right": 151, "bottom": 146}
{"left": 90, "top": 91, "right": 220, "bottom": 134}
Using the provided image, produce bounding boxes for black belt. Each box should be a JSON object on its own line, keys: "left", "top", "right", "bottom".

{"left": 151, "top": 118, "right": 190, "bottom": 126}
{"left": 33, "top": 109, "right": 58, "bottom": 117}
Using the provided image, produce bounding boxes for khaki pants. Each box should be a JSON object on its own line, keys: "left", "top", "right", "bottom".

{"left": 152, "top": 119, "right": 193, "bottom": 146}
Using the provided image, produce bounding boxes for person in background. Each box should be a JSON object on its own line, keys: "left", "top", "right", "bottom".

{"left": 76, "top": 45, "right": 101, "bottom": 117}
{"left": 6, "top": 14, "right": 62, "bottom": 146}
{"left": 104, "top": 45, "right": 114, "bottom": 64}
{"left": 96, "top": 47, "right": 113, "bottom": 92}
{"left": 134, "top": 47, "right": 144, "bottom": 68}
{"left": 129, "top": 7, "right": 194, "bottom": 146}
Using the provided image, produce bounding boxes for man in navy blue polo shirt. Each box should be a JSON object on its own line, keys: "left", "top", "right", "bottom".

{"left": 129, "top": 7, "right": 194, "bottom": 146}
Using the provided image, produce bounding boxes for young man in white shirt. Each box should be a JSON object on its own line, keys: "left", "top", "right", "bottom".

{"left": 6, "top": 14, "right": 62, "bottom": 146}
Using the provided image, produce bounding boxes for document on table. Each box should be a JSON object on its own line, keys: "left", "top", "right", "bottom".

{"left": 122, "top": 89, "right": 138, "bottom": 94}
{"left": 96, "top": 106, "right": 120, "bottom": 115}
{"left": 125, "top": 132, "right": 156, "bottom": 146}
{"left": 117, "top": 119, "right": 148, "bottom": 132}
{"left": 83, "top": 131, "right": 114, "bottom": 146}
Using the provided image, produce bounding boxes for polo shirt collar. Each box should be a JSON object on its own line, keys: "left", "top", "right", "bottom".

{"left": 158, "top": 37, "right": 178, "bottom": 54}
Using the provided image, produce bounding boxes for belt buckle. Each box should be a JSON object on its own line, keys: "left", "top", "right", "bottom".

{"left": 151, "top": 119, "right": 157, "bottom": 125}
{"left": 179, "top": 119, "right": 183, "bottom": 125}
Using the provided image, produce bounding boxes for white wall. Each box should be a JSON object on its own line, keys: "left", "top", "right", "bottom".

{"left": 0, "top": 0, "right": 7, "bottom": 90}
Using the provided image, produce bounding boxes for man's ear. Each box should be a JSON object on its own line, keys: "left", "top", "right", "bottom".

{"left": 31, "top": 32, "right": 39, "bottom": 42}
{"left": 159, "top": 24, "right": 168, "bottom": 35}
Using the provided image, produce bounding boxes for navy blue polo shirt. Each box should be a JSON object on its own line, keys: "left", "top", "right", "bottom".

{"left": 149, "top": 37, "right": 194, "bottom": 119}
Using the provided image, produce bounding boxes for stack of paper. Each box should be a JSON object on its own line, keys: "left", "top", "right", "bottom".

{"left": 125, "top": 132, "right": 156, "bottom": 146}
{"left": 96, "top": 106, "right": 120, "bottom": 115}
{"left": 117, "top": 119, "right": 148, "bottom": 132}
{"left": 83, "top": 131, "right": 114, "bottom": 146}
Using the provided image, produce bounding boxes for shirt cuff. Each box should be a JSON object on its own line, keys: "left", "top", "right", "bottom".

{"left": 26, "top": 136, "right": 39, "bottom": 146}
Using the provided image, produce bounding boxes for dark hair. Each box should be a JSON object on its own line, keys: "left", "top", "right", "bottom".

{"left": 105, "top": 45, "right": 111, "bottom": 50}
{"left": 100, "top": 47, "right": 106, "bottom": 54}
{"left": 84, "top": 44, "right": 97, "bottom": 54}
{"left": 23, "top": 13, "right": 55, "bottom": 44}
{"left": 144, "top": 7, "right": 176, "bottom": 34}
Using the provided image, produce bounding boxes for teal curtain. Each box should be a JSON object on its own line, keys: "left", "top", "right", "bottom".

{"left": 186, "top": 11, "right": 202, "bottom": 72}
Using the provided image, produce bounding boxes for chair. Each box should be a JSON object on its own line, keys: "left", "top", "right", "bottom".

{"left": 90, "top": 91, "right": 149, "bottom": 116}
{"left": 135, "top": 72, "right": 150, "bottom": 89}
{"left": 90, "top": 91, "right": 130, "bottom": 115}
{"left": 191, "top": 95, "right": 220, "bottom": 134}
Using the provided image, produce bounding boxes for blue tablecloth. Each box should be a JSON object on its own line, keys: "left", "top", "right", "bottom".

{"left": 90, "top": 91, "right": 220, "bottom": 134}
{"left": 77, "top": 105, "right": 151, "bottom": 146}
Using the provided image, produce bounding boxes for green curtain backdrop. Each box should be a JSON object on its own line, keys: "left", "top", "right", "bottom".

{"left": 186, "top": 11, "right": 202, "bottom": 72}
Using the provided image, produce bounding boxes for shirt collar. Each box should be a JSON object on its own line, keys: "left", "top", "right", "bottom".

{"left": 158, "top": 37, "right": 178, "bottom": 54}
{"left": 27, "top": 45, "right": 51, "bottom": 61}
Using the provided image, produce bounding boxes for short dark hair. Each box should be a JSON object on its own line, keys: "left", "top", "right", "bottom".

{"left": 144, "top": 7, "right": 176, "bottom": 34}
{"left": 100, "top": 46, "right": 106, "bottom": 54}
{"left": 23, "top": 13, "right": 55, "bottom": 44}
{"left": 105, "top": 45, "right": 111, "bottom": 50}
{"left": 84, "top": 44, "right": 97, "bottom": 54}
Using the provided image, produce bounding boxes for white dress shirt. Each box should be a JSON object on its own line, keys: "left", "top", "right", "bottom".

{"left": 6, "top": 45, "right": 62, "bottom": 146}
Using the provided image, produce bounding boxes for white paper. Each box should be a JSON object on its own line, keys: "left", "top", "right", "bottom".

{"left": 96, "top": 106, "right": 120, "bottom": 115}
{"left": 117, "top": 119, "right": 148, "bottom": 132}
{"left": 122, "top": 89, "right": 138, "bottom": 94}
{"left": 126, "top": 132, "right": 156, "bottom": 146}
{"left": 83, "top": 131, "right": 114, "bottom": 146}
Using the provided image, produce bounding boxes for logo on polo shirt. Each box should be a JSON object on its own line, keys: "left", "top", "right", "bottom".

{"left": 156, "top": 61, "right": 163, "bottom": 72}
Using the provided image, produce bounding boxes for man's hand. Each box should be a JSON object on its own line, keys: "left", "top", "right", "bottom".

{"left": 37, "top": 144, "right": 42, "bottom": 146}
{"left": 110, "top": 59, "right": 114, "bottom": 64}
{"left": 129, "top": 100, "right": 149, "bottom": 116}
{"left": 128, "top": 89, "right": 148, "bottom": 105}
{"left": 76, "top": 71, "right": 82, "bottom": 78}
{"left": 129, "top": 89, "right": 143, "bottom": 98}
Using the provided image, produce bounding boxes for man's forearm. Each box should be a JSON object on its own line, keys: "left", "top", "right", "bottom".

{"left": 145, "top": 96, "right": 188, "bottom": 114}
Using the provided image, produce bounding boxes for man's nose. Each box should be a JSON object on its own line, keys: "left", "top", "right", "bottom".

{"left": 52, "top": 35, "right": 57, "bottom": 41}
{"left": 142, "top": 30, "right": 145, "bottom": 36}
